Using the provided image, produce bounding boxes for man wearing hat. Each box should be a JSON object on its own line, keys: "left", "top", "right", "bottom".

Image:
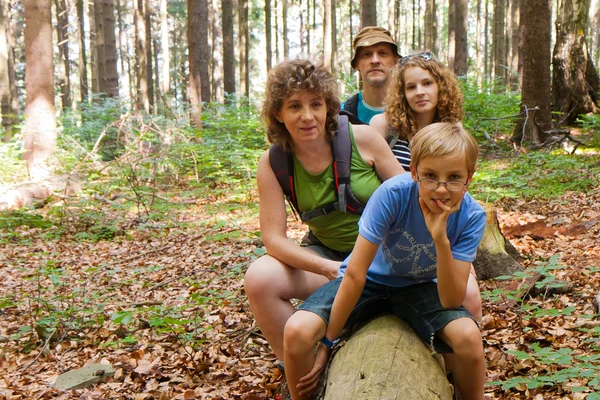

{"left": 341, "top": 26, "right": 400, "bottom": 124}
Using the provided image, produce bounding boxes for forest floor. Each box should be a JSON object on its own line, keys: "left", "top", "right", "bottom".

{"left": 1, "top": 178, "right": 599, "bottom": 399}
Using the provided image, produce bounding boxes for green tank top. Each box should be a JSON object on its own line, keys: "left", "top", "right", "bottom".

{"left": 293, "top": 125, "right": 382, "bottom": 252}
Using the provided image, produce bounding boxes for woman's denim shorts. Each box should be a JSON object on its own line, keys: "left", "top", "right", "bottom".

{"left": 299, "top": 278, "right": 477, "bottom": 353}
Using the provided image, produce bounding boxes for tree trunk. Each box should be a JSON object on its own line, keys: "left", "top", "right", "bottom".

{"left": 447, "top": 0, "right": 455, "bottom": 70}
{"left": 512, "top": 0, "right": 552, "bottom": 145}
{"left": 508, "top": 0, "right": 519, "bottom": 90}
{"left": 222, "top": 0, "right": 235, "bottom": 100}
{"left": 238, "top": 0, "right": 249, "bottom": 97}
{"left": 360, "top": 0, "right": 376, "bottom": 27}
{"left": 282, "top": 0, "right": 288, "bottom": 59}
{"left": 93, "top": 0, "right": 107, "bottom": 94}
{"left": 144, "top": 0, "right": 154, "bottom": 109}
{"left": 160, "top": 0, "right": 169, "bottom": 96}
{"left": 552, "top": 0, "right": 598, "bottom": 125}
{"left": 483, "top": 0, "right": 489, "bottom": 81}
{"left": 492, "top": 0, "right": 505, "bottom": 88}
{"left": 199, "top": 0, "right": 210, "bottom": 102}
{"left": 475, "top": 0, "right": 482, "bottom": 87}
{"left": 135, "top": 0, "right": 150, "bottom": 112}
{"left": 76, "top": 0, "right": 88, "bottom": 101}
{"left": 424, "top": 0, "right": 435, "bottom": 52}
{"left": 265, "top": 0, "right": 272, "bottom": 72}
{"left": 188, "top": 0, "right": 203, "bottom": 128}
{"left": 23, "top": 0, "right": 56, "bottom": 180}
{"left": 454, "top": 0, "right": 468, "bottom": 76}
{"left": 473, "top": 204, "right": 522, "bottom": 280}
{"left": 323, "top": 0, "right": 332, "bottom": 71}
{"left": 103, "top": 0, "right": 119, "bottom": 97}
{"left": 0, "top": 0, "right": 17, "bottom": 142}
{"left": 323, "top": 315, "right": 453, "bottom": 400}
{"left": 54, "top": 0, "right": 72, "bottom": 109}
{"left": 210, "top": 0, "right": 222, "bottom": 102}
{"left": 89, "top": 0, "right": 99, "bottom": 93}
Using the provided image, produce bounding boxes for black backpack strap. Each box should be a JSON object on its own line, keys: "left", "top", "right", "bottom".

{"left": 386, "top": 125, "right": 399, "bottom": 149}
{"left": 269, "top": 144, "right": 301, "bottom": 218}
{"left": 341, "top": 93, "right": 367, "bottom": 125}
{"left": 332, "top": 115, "right": 367, "bottom": 215}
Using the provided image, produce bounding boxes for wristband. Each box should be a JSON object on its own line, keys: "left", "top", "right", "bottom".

{"left": 320, "top": 337, "right": 337, "bottom": 349}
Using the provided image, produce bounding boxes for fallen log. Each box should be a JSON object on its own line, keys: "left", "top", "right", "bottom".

{"left": 473, "top": 204, "right": 523, "bottom": 280}
{"left": 322, "top": 314, "right": 453, "bottom": 400}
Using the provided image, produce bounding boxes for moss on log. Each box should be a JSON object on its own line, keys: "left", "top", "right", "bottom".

{"left": 323, "top": 315, "right": 453, "bottom": 400}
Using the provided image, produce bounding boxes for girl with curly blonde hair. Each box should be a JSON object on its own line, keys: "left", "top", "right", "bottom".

{"left": 371, "top": 53, "right": 464, "bottom": 171}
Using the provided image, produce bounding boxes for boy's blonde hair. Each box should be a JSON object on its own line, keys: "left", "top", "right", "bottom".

{"left": 410, "top": 122, "right": 479, "bottom": 174}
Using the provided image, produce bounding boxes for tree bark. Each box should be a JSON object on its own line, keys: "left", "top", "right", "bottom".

{"left": 238, "top": 0, "right": 249, "bottom": 97}
{"left": 76, "top": 0, "right": 88, "bottom": 101}
{"left": 54, "top": 0, "right": 72, "bottom": 109}
{"left": 93, "top": 0, "right": 107, "bottom": 94}
{"left": 160, "top": 0, "right": 169, "bottom": 96}
{"left": 323, "top": 315, "right": 452, "bottom": 400}
{"left": 199, "top": 0, "right": 210, "bottom": 102}
{"left": 222, "top": 0, "right": 235, "bottom": 100}
{"left": 473, "top": 204, "right": 522, "bottom": 280}
{"left": 512, "top": 0, "right": 552, "bottom": 145}
{"left": 23, "top": 0, "right": 56, "bottom": 179}
{"left": 508, "top": 0, "right": 519, "bottom": 90}
{"left": 188, "top": 0, "right": 203, "bottom": 128}
{"left": 552, "top": 0, "right": 598, "bottom": 125}
{"left": 103, "top": 0, "right": 119, "bottom": 98}
{"left": 135, "top": 0, "right": 150, "bottom": 112}
{"left": 0, "top": 0, "right": 17, "bottom": 142}
{"left": 447, "top": 0, "right": 455, "bottom": 70}
{"left": 454, "top": 0, "right": 468, "bottom": 76}
{"left": 265, "top": 0, "right": 272, "bottom": 72}
{"left": 492, "top": 0, "right": 506, "bottom": 87}
{"left": 360, "top": 0, "right": 376, "bottom": 28}
{"left": 323, "top": 0, "right": 332, "bottom": 71}
{"left": 144, "top": 0, "right": 154, "bottom": 109}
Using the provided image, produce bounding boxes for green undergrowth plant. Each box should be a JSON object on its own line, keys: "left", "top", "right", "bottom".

{"left": 461, "top": 78, "right": 521, "bottom": 142}
{"left": 471, "top": 150, "right": 600, "bottom": 202}
{"left": 483, "top": 256, "right": 600, "bottom": 395}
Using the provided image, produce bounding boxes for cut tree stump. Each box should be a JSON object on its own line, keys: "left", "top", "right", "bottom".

{"left": 323, "top": 314, "right": 453, "bottom": 400}
{"left": 473, "top": 204, "right": 523, "bottom": 280}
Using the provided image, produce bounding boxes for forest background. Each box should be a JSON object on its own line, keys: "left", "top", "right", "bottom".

{"left": 1, "top": 0, "right": 600, "bottom": 399}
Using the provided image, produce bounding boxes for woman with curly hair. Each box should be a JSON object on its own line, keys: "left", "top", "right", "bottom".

{"left": 245, "top": 59, "right": 403, "bottom": 374}
{"left": 371, "top": 53, "right": 482, "bottom": 323}
{"left": 370, "top": 52, "right": 464, "bottom": 172}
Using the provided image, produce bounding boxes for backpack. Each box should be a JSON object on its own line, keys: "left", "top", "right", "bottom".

{"left": 269, "top": 115, "right": 367, "bottom": 223}
{"left": 343, "top": 94, "right": 399, "bottom": 149}
{"left": 340, "top": 94, "right": 367, "bottom": 125}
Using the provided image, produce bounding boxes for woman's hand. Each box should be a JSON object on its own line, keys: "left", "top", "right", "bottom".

{"left": 297, "top": 343, "right": 331, "bottom": 396}
{"left": 322, "top": 259, "right": 342, "bottom": 281}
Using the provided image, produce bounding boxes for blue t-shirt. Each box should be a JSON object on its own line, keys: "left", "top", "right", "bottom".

{"left": 341, "top": 92, "right": 385, "bottom": 124}
{"left": 339, "top": 173, "right": 486, "bottom": 287}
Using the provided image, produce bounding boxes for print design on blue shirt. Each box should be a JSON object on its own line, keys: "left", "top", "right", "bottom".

{"left": 382, "top": 228, "right": 437, "bottom": 282}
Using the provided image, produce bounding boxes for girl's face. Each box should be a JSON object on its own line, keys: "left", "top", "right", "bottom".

{"left": 275, "top": 91, "right": 327, "bottom": 145}
{"left": 403, "top": 67, "right": 439, "bottom": 117}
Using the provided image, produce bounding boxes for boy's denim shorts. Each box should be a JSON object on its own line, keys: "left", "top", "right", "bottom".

{"left": 298, "top": 278, "right": 477, "bottom": 353}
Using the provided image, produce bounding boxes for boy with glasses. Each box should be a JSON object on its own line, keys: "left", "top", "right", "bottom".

{"left": 283, "top": 122, "right": 486, "bottom": 400}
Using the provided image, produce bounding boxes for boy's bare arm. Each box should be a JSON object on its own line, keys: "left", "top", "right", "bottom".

{"left": 434, "top": 239, "right": 471, "bottom": 308}
{"left": 418, "top": 195, "right": 471, "bottom": 308}
{"left": 325, "top": 235, "right": 379, "bottom": 341}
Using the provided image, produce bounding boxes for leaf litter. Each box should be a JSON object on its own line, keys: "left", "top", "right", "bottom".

{"left": 0, "top": 185, "right": 599, "bottom": 399}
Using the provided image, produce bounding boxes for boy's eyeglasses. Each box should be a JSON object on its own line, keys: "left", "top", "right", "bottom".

{"left": 398, "top": 51, "right": 436, "bottom": 65}
{"left": 416, "top": 173, "right": 468, "bottom": 192}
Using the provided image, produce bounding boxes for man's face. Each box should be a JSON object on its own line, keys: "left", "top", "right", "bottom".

{"left": 354, "top": 43, "right": 399, "bottom": 88}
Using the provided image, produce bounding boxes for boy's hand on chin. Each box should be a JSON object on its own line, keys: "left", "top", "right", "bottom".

{"left": 419, "top": 195, "right": 465, "bottom": 241}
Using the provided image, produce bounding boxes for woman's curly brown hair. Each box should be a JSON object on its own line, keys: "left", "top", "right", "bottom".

{"left": 386, "top": 56, "right": 464, "bottom": 140}
{"left": 261, "top": 59, "right": 340, "bottom": 152}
